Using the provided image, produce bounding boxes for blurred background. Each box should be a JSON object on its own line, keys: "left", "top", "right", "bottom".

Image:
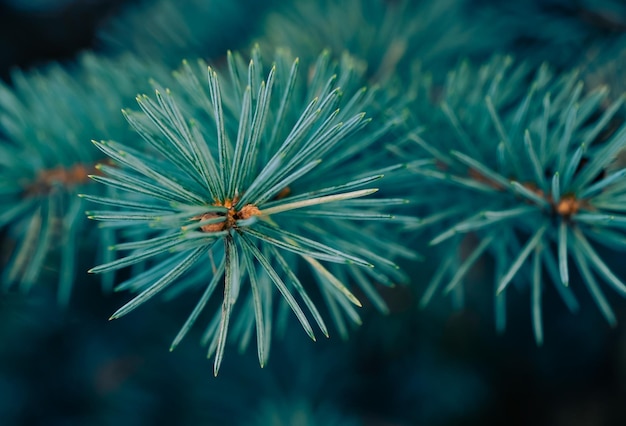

{"left": 1, "top": 0, "right": 626, "bottom": 425}
{"left": 0, "top": 0, "right": 131, "bottom": 80}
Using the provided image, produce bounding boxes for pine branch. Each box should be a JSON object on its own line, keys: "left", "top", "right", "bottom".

{"left": 409, "top": 55, "right": 626, "bottom": 344}
{"left": 84, "top": 46, "right": 411, "bottom": 374}
{"left": 0, "top": 52, "right": 157, "bottom": 305}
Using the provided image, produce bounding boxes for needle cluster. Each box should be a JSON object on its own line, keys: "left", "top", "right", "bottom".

{"left": 406, "top": 56, "right": 626, "bottom": 343}
{"left": 84, "top": 47, "right": 409, "bottom": 374}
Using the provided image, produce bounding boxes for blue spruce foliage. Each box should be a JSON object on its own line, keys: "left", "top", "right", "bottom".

{"left": 1, "top": 0, "right": 626, "bottom": 424}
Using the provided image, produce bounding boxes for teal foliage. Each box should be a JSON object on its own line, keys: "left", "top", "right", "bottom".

{"left": 466, "top": 0, "right": 626, "bottom": 69}
{"left": 0, "top": 53, "right": 157, "bottom": 305}
{"left": 84, "top": 47, "right": 410, "bottom": 374}
{"left": 406, "top": 56, "right": 626, "bottom": 343}
{"left": 1, "top": 0, "right": 626, "bottom": 424}
{"left": 98, "top": 0, "right": 276, "bottom": 65}
{"left": 583, "top": 35, "right": 626, "bottom": 101}
{"left": 260, "top": 0, "right": 492, "bottom": 82}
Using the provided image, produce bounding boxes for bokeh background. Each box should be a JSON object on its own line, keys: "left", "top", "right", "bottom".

{"left": 1, "top": 0, "right": 626, "bottom": 425}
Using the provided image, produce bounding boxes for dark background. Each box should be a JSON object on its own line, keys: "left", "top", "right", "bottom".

{"left": 1, "top": 0, "right": 626, "bottom": 425}
{"left": 0, "top": 0, "right": 137, "bottom": 81}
